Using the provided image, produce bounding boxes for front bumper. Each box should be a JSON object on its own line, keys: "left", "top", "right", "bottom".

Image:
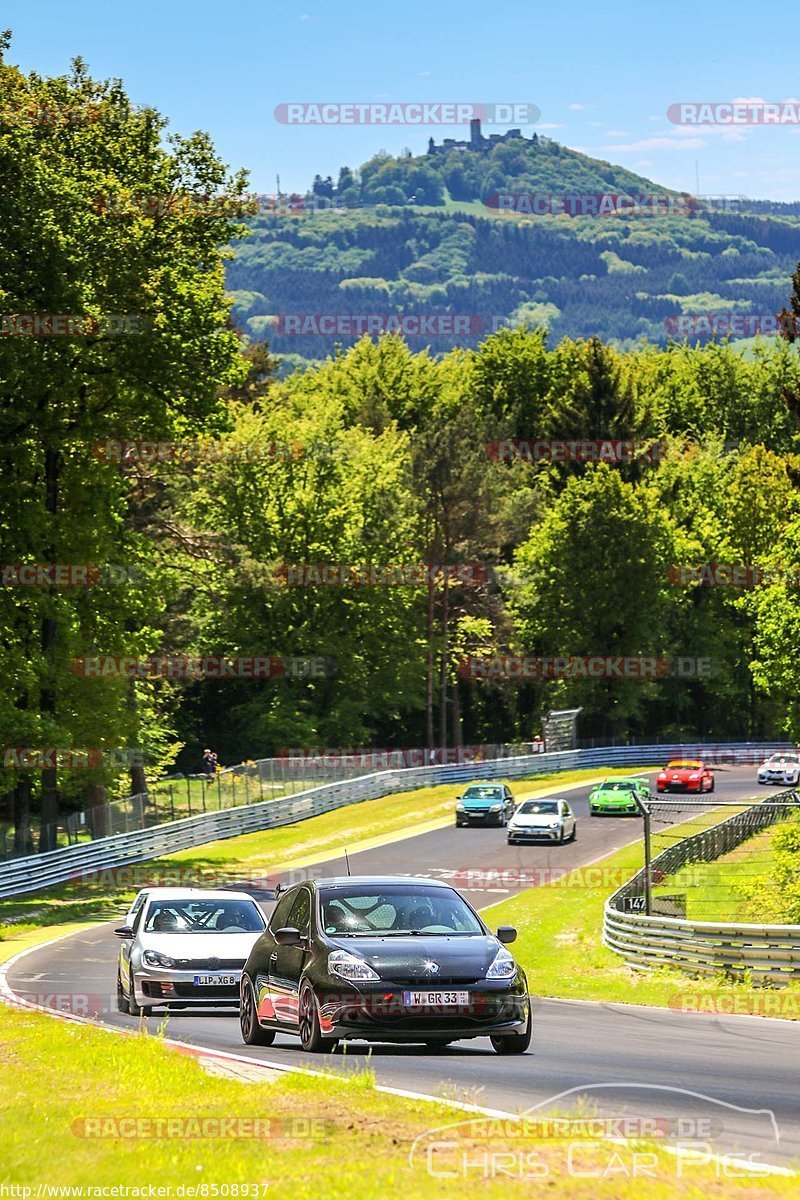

{"left": 135, "top": 966, "right": 243, "bottom": 1007}
{"left": 457, "top": 809, "right": 505, "bottom": 825}
{"left": 590, "top": 803, "right": 639, "bottom": 814}
{"left": 314, "top": 979, "right": 530, "bottom": 1042}
{"left": 508, "top": 826, "right": 562, "bottom": 841}
{"left": 759, "top": 773, "right": 798, "bottom": 785}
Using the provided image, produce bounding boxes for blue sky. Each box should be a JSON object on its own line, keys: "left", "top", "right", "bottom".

{"left": 6, "top": 0, "right": 800, "bottom": 199}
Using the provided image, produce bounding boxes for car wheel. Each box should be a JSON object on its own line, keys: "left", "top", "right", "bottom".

{"left": 708, "top": 778, "right": 715, "bottom": 793}
{"left": 116, "top": 969, "right": 130, "bottom": 1014}
{"left": 491, "top": 1004, "right": 532, "bottom": 1055}
{"left": 558, "top": 827, "right": 565, "bottom": 843}
{"left": 127, "top": 976, "right": 152, "bottom": 1019}
{"left": 298, "top": 981, "right": 337, "bottom": 1053}
{"left": 569, "top": 824, "right": 577, "bottom": 842}
{"left": 240, "top": 977, "right": 276, "bottom": 1046}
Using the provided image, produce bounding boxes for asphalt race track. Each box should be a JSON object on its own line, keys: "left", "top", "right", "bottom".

{"left": 6, "top": 766, "right": 800, "bottom": 1167}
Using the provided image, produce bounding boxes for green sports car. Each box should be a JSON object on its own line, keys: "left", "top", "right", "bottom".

{"left": 588, "top": 777, "right": 649, "bottom": 816}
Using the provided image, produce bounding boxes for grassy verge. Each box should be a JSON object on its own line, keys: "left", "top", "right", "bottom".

{"left": 486, "top": 836, "right": 800, "bottom": 1017}
{"left": 0, "top": 1002, "right": 794, "bottom": 1194}
{"left": 0, "top": 766, "right": 656, "bottom": 941}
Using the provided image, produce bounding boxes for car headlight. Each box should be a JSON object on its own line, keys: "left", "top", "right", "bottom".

{"left": 328, "top": 950, "right": 380, "bottom": 981}
{"left": 142, "top": 950, "right": 175, "bottom": 969}
{"left": 456, "top": 803, "right": 466, "bottom": 812}
{"left": 689, "top": 773, "right": 701, "bottom": 780}
{"left": 486, "top": 947, "right": 517, "bottom": 980}
{"left": 490, "top": 803, "right": 503, "bottom": 812}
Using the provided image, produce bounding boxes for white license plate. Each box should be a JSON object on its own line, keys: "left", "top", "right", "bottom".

{"left": 193, "top": 974, "right": 238, "bottom": 986}
{"left": 403, "top": 989, "right": 469, "bottom": 1006}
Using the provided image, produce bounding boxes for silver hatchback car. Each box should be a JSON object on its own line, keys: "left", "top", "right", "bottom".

{"left": 115, "top": 888, "right": 266, "bottom": 1016}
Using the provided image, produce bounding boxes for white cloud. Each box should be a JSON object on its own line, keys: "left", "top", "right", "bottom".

{"left": 300, "top": 12, "right": 311, "bottom": 19}
{"left": 604, "top": 129, "right": 630, "bottom": 137}
{"left": 567, "top": 103, "right": 585, "bottom": 111}
{"left": 537, "top": 122, "right": 564, "bottom": 130}
{"left": 418, "top": 70, "right": 432, "bottom": 77}
{"left": 635, "top": 160, "right": 655, "bottom": 168}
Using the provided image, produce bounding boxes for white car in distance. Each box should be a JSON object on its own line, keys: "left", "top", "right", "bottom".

{"left": 115, "top": 888, "right": 266, "bottom": 1016}
{"left": 757, "top": 753, "right": 800, "bottom": 786}
{"left": 507, "top": 798, "right": 576, "bottom": 844}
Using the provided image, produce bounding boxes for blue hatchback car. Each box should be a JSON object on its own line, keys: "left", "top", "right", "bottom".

{"left": 455, "top": 782, "right": 516, "bottom": 827}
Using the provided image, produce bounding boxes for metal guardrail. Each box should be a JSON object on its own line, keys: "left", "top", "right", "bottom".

{"left": 604, "top": 792, "right": 800, "bottom": 983}
{"left": 0, "top": 740, "right": 791, "bottom": 901}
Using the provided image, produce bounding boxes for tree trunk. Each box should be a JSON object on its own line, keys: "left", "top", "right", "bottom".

{"left": 438, "top": 573, "right": 450, "bottom": 748}
{"left": 451, "top": 677, "right": 463, "bottom": 749}
{"left": 38, "top": 447, "right": 60, "bottom": 852}
{"left": 87, "top": 781, "right": 108, "bottom": 839}
{"left": 425, "top": 575, "right": 435, "bottom": 756}
{"left": 12, "top": 777, "right": 34, "bottom": 855}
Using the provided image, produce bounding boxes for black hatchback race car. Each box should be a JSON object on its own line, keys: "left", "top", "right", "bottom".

{"left": 239, "top": 876, "right": 531, "bottom": 1054}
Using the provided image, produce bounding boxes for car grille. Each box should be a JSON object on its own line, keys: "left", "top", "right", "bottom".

{"left": 173, "top": 983, "right": 240, "bottom": 999}
{"left": 384, "top": 976, "right": 483, "bottom": 986}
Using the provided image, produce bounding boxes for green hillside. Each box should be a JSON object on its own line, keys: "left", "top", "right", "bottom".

{"left": 228, "top": 131, "right": 800, "bottom": 360}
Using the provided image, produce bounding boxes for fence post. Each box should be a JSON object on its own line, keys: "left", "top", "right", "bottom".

{"left": 217, "top": 771, "right": 222, "bottom": 811}
{"left": 169, "top": 786, "right": 175, "bottom": 822}
{"left": 642, "top": 803, "right": 653, "bottom": 916}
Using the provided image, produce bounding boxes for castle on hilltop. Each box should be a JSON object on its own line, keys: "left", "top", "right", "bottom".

{"left": 427, "top": 118, "right": 549, "bottom": 156}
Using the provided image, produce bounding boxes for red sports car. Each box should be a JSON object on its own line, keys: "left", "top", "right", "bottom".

{"left": 656, "top": 759, "right": 715, "bottom": 794}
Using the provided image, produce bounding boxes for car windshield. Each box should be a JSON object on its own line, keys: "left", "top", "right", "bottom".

{"left": 666, "top": 761, "right": 702, "bottom": 770}
{"left": 320, "top": 886, "right": 484, "bottom": 936}
{"left": 463, "top": 786, "right": 502, "bottom": 799}
{"left": 600, "top": 781, "right": 636, "bottom": 791}
{"left": 517, "top": 800, "right": 559, "bottom": 815}
{"left": 769, "top": 755, "right": 799, "bottom": 764}
{"left": 144, "top": 899, "right": 265, "bottom": 933}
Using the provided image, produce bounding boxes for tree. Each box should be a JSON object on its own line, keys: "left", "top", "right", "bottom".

{"left": 0, "top": 43, "right": 247, "bottom": 845}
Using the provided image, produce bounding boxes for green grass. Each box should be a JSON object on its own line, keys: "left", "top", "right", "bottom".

{"left": 487, "top": 821, "right": 800, "bottom": 1017}
{"left": 652, "top": 822, "right": 789, "bottom": 923}
{"left": 0, "top": 766, "right": 656, "bottom": 941}
{"left": 1, "top": 1002, "right": 794, "bottom": 1194}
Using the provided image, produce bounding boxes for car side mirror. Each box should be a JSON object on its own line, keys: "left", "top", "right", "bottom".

{"left": 274, "top": 926, "right": 303, "bottom": 946}
{"left": 114, "top": 926, "right": 134, "bottom": 939}
{"left": 496, "top": 926, "right": 517, "bottom": 944}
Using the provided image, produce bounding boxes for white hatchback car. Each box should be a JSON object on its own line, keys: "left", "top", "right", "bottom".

{"left": 507, "top": 798, "right": 576, "bottom": 844}
{"left": 115, "top": 888, "right": 266, "bottom": 1016}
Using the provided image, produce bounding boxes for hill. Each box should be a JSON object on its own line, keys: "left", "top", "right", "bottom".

{"left": 227, "top": 127, "right": 800, "bottom": 360}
